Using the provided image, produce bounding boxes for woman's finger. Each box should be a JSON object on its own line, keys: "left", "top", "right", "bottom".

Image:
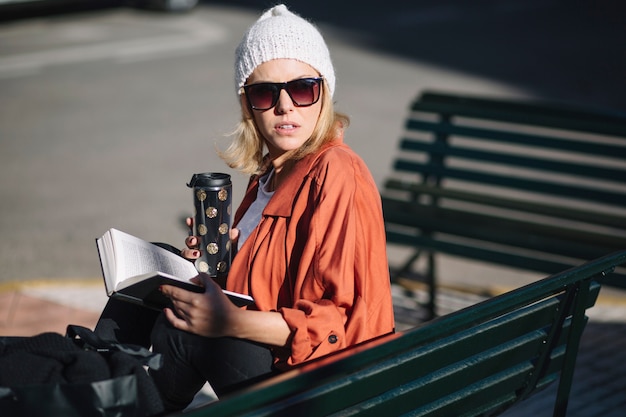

{"left": 161, "top": 284, "right": 197, "bottom": 305}
{"left": 164, "top": 307, "right": 191, "bottom": 331}
{"left": 186, "top": 235, "right": 200, "bottom": 247}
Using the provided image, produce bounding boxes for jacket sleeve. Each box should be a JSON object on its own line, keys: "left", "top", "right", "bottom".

{"left": 277, "top": 150, "right": 394, "bottom": 367}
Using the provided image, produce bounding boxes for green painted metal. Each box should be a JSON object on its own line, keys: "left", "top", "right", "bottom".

{"left": 413, "top": 92, "right": 626, "bottom": 137}
{"left": 398, "top": 136, "right": 624, "bottom": 181}
{"left": 176, "top": 251, "right": 626, "bottom": 417}
{"left": 384, "top": 180, "right": 626, "bottom": 229}
{"left": 391, "top": 160, "right": 624, "bottom": 205}
{"left": 403, "top": 120, "right": 626, "bottom": 160}
{"left": 383, "top": 201, "right": 622, "bottom": 259}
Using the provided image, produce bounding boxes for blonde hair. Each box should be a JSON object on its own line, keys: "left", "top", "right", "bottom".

{"left": 220, "top": 82, "right": 349, "bottom": 175}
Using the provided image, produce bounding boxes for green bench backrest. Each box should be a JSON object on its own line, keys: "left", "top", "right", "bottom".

{"left": 383, "top": 91, "right": 626, "bottom": 287}
{"left": 181, "top": 251, "right": 626, "bottom": 417}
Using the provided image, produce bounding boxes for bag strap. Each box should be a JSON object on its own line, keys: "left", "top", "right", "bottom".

{"left": 66, "top": 325, "right": 163, "bottom": 370}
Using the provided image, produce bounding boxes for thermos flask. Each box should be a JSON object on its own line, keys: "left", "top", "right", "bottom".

{"left": 187, "top": 172, "right": 232, "bottom": 287}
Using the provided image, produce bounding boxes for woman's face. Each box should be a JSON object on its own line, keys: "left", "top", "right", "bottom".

{"left": 244, "top": 59, "right": 323, "bottom": 161}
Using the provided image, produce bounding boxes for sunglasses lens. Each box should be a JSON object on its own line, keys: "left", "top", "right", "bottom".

{"left": 287, "top": 79, "right": 320, "bottom": 106}
{"left": 246, "top": 84, "right": 278, "bottom": 110}
{"left": 244, "top": 78, "right": 322, "bottom": 110}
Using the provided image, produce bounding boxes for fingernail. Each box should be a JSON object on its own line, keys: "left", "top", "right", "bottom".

{"left": 192, "top": 250, "right": 200, "bottom": 257}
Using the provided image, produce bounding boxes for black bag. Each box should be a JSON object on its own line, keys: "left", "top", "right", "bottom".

{"left": 0, "top": 325, "right": 165, "bottom": 417}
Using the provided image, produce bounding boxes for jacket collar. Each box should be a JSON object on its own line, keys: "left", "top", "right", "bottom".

{"left": 263, "top": 136, "right": 344, "bottom": 218}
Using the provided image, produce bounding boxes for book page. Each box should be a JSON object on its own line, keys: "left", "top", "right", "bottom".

{"left": 111, "top": 229, "right": 197, "bottom": 283}
{"left": 96, "top": 235, "right": 116, "bottom": 295}
{"left": 98, "top": 228, "right": 254, "bottom": 307}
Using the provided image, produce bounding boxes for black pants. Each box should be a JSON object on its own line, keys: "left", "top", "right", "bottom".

{"left": 94, "top": 298, "right": 276, "bottom": 412}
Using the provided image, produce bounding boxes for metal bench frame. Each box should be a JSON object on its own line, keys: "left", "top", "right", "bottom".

{"left": 180, "top": 251, "right": 626, "bottom": 417}
{"left": 382, "top": 91, "right": 626, "bottom": 318}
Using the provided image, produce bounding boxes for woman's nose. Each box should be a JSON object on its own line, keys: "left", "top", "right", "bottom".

{"left": 274, "top": 89, "right": 294, "bottom": 113}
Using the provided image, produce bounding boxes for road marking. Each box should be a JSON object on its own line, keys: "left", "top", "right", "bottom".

{"left": 0, "top": 22, "right": 227, "bottom": 78}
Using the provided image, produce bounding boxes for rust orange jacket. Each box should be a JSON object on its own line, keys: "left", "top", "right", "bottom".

{"left": 226, "top": 138, "right": 395, "bottom": 368}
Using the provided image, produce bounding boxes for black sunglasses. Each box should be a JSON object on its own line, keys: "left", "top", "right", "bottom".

{"left": 242, "top": 77, "right": 323, "bottom": 111}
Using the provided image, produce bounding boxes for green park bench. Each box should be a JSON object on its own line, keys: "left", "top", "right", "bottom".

{"left": 381, "top": 91, "right": 626, "bottom": 318}
{"left": 170, "top": 92, "right": 626, "bottom": 416}
{"left": 179, "top": 250, "right": 626, "bottom": 417}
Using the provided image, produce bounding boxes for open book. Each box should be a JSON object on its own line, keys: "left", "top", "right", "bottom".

{"left": 96, "top": 228, "right": 253, "bottom": 310}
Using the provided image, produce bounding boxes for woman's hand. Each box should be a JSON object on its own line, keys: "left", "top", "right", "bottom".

{"left": 161, "top": 273, "right": 239, "bottom": 338}
{"left": 180, "top": 217, "right": 201, "bottom": 261}
{"left": 180, "top": 217, "right": 240, "bottom": 260}
{"left": 169, "top": 218, "right": 291, "bottom": 345}
{"left": 160, "top": 273, "right": 293, "bottom": 346}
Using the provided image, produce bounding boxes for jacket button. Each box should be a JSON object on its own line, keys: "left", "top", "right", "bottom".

{"left": 328, "top": 335, "right": 338, "bottom": 344}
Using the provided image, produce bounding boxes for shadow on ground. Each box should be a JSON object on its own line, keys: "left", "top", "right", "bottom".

{"left": 210, "top": 0, "right": 626, "bottom": 113}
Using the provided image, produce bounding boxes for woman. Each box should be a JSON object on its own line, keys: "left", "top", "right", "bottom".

{"left": 96, "top": 4, "right": 394, "bottom": 412}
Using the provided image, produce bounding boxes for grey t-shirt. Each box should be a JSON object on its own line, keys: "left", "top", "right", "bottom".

{"left": 237, "top": 169, "right": 275, "bottom": 250}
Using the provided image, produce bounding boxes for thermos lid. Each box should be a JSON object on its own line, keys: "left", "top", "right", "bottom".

{"left": 187, "top": 172, "right": 231, "bottom": 188}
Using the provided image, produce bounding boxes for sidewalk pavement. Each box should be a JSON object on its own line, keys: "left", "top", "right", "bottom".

{"left": 1, "top": 278, "right": 625, "bottom": 416}
{"left": 0, "top": 279, "right": 107, "bottom": 337}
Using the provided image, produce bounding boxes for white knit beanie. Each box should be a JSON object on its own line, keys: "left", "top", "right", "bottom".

{"left": 235, "top": 4, "right": 336, "bottom": 97}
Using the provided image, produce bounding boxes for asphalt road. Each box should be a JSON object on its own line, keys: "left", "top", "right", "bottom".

{"left": 1, "top": 1, "right": 624, "bottom": 287}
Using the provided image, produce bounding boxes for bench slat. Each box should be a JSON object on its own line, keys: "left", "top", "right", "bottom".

{"left": 384, "top": 180, "right": 626, "bottom": 229}
{"left": 386, "top": 229, "right": 624, "bottom": 280}
{"left": 404, "top": 119, "right": 626, "bottom": 160}
{"left": 331, "top": 321, "right": 582, "bottom": 417}
{"left": 393, "top": 159, "right": 626, "bottom": 206}
{"left": 342, "top": 364, "right": 534, "bottom": 417}
{"left": 413, "top": 91, "right": 626, "bottom": 137}
{"left": 399, "top": 136, "right": 626, "bottom": 181}
{"left": 383, "top": 198, "right": 625, "bottom": 257}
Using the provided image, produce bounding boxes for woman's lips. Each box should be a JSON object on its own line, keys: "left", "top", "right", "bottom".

{"left": 275, "top": 122, "right": 299, "bottom": 133}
